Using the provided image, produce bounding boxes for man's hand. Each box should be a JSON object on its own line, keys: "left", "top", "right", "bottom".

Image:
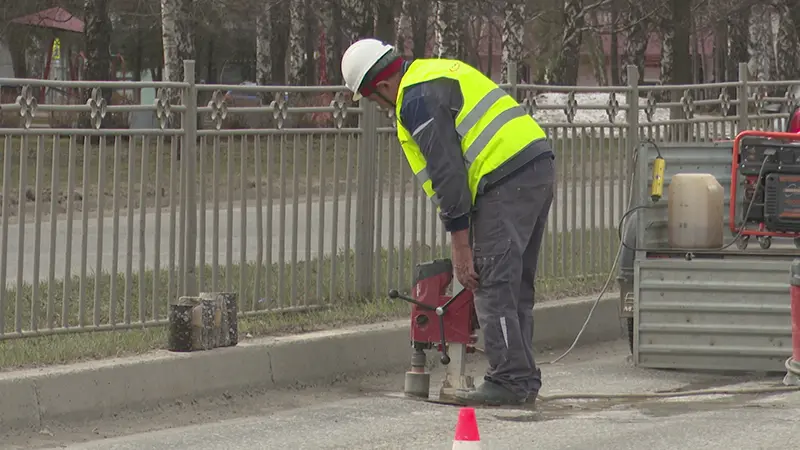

{"left": 451, "top": 229, "right": 478, "bottom": 290}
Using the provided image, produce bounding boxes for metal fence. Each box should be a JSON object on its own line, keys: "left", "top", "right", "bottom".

{"left": 1, "top": 61, "right": 798, "bottom": 340}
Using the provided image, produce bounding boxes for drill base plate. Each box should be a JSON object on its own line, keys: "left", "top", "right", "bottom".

{"left": 387, "top": 392, "right": 537, "bottom": 411}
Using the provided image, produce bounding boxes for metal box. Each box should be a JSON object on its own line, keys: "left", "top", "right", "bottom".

{"left": 634, "top": 256, "right": 794, "bottom": 372}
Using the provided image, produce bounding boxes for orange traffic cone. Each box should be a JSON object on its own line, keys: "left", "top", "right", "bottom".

{"left": 452, "top": 407, "right": 481, "bottom": 449}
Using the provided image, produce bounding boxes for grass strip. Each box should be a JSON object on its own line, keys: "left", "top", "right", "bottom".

{"left": 0, "top": 227, "right": 620, "bottom": 370}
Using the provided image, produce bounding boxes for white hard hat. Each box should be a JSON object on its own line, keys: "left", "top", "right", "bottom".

{"left": 341, "top": 38, "right": 396, "bottom": 101}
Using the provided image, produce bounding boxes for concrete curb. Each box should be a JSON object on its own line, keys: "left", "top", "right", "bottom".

{"left": 0, "top": 293, "right": 621, "bottom": 429}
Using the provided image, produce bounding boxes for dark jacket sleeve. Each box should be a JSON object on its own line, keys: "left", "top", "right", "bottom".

{"left": 398, "top": 79, "right": 471, "bottom": 232}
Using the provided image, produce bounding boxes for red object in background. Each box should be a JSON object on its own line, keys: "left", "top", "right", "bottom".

{"left": 408, "top": 260, "right": 478, "bottom": 347}
{"left": 788, "top": 107, "right": 800, "bottom": 133}
{"left": 791, "top": 280, "right": 800, "bottom": 362}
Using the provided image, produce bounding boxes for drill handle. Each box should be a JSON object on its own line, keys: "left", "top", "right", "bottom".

{"left": 387, "top": 289, "right": 436, "bottom": 311}
{"left": 441, "top": 287, "right": 467, "bottom": 311}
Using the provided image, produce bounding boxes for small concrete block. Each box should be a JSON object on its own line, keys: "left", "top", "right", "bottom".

{"left": 0, "top": 378, "right": 39, "bottom": 428}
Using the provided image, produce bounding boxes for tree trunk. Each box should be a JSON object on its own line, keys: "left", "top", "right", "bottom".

{"left": 324, "top": 0, "right": 344, "bottom": 85}
{"left": 659, "top": 28, "right": 674, "bottom": 86}
{"left": 545, "top": 0, "right": 584, "bottom": 85}
{"left": 486, "top": 18, "right": 494, "bottom": 77}
{"left": 501, "top": 0, "right": 526, "bottom": 83}
{"left": 395, "top": 0, "right": 410, "bottom": 52}
{"left": 587, "top": 10, "right": 608, "bottom": 85}
{"left": 133, "top": 20, "right": 144, "bottom": 84}
{"left": 84, "top": 0, "right": 113, "bottom": 101}
{"left": 609, "top": 0, "right": 620, "bottom": 85}
{"left": 410, "top": 0, "right": 430, "bottom": 58}
{"left": 160, "top": 0, "right": 195, "bottom": 83}
{"left": 434, "top": 0, "right": 462, "bottom": 58}
{"left": 255, "top": 1, "right": 272, "bottom": 100}
{"left": 272, "top": 4, "right": 291, "bottom": 84}
{"left": 205, "top": 39, "right": 215, "bottom": 83}
{"left": 620, "top": 0, "right": 648, "bottom": 86}
{"left": 727, "top": 9, "right": 750, "bottom": 84}
{"left": 83, "top": 0, "right": 113, "bottom": 131}
{"left": 289, "top": 0, "right": 309, "bottom": 84}
{"left": 7, "top": 29, "right": 29, "bottom": 78}
{"left": 375, "top": 0, "right": 396, "bottom": 44}
{"left": 339, "top": 0, "right": 373, "bottom": 46}
{"left": 775, "top": 0, "right": 800, "bottom": 81}
{"left": 304, "top": 3, "right": 318, "bottom": 85}
{"left": 748, "top": 3, "right": 774, "bottom": 82}
{"left": 713, "top": 18, "right": 727, "bottom": 82}
{"left": 672, "top": 0, "right": 692, "bottom": 139}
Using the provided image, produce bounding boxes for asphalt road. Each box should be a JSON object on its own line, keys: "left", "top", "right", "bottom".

{"left": 2, "top": 182, "right": 628, "bottom": 284}
{"left": 8, "top": 340, "right": 798, "bottom": 449}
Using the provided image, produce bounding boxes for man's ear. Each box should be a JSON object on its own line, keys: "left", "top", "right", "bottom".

{"left": 375, "top": 80, "right": 392, "bottom": 92}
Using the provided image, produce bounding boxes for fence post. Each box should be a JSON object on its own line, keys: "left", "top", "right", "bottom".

{"left": 626, "top": 64, "right": 640, "bottom": 207}
{"left": 182, "top": 60, "right": 199, "bottom": 297}
{"left": 508, "top": 61, "right": 518, "bottom": 99}
{"left": 354, "top": 100, "right": 378, "bottom": 298}
{"left": 738, "top": 62, "right": 750, "bottom": 132}
{"left": 626, "top": 65, "right": 646, "bottom": 264}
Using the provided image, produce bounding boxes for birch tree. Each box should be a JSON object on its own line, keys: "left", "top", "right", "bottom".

{"left": 395, "top": 0, "right": 410, "bottom": 52}
{"left": 434, "top": 0, "right": 464, "bottom": 58}
{"left": 321, "top": 0, "right": 343, "bottom": 85}
{"left": 544, "top": 0, "right": 587, "bottom": 85}
{"left": 323, "top": 0, "right": 369, "bottom": 85}
{"left": 288, "top": 0, "right": 309, "bottom": 84}
{"left": 255, "top": 1, "right": 272, "bottom": 99}
{"left": 774, "top": 0, "right": 800, "bottom": 80}
{"left": 160, "top": 0, "right": 194, "bottom": 83}
{"left": 747, "top": 2, "right": 774, "bottom": 82}
{"left": 658, "top": 21, "right": 674, "bottom": 87}
{"left": 726, "top": 7, "right": 750, "bottom": 84}
{"left": 501, "top": 0, "right": 526, "bottom": 83}
{"left": 620, "top": 0, "right": 650, "bottom": 85}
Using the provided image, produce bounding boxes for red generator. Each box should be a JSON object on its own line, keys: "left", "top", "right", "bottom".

{"left": 730, "top": 128, "right": 800, "bottom": 250}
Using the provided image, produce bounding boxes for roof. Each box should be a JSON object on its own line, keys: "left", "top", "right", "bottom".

{"left": 11, "top": 7, "right": 84, "bottom": 33}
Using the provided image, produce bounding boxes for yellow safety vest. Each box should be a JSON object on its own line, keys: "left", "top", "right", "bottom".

{"left": 395, "top": 59, "right": 547, "bottom": 206}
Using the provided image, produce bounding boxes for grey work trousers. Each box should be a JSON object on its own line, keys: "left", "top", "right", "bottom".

{"left": 471, "top": 155, "right": 556, "bottom": 400}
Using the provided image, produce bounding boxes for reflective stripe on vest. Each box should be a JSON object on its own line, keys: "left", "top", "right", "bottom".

{"left": 415, "top": 167, "right": 442, "bottom": 206}
{"left": 395, "top": 59, "right": 547, "bottom": 206}
{"left": 449, "top": 86, "right": 533, "bottom": 170}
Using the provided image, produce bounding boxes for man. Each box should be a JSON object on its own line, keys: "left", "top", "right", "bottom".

{"left": 340, "top": 38, "right": 556, "bottom": 406}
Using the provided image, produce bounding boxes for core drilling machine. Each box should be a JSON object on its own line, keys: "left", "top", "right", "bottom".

{"left": 388, "top": 258, "right": 480, "bottom": 401}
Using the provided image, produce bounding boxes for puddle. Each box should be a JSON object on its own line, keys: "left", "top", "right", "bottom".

{"left": 379, "top": 383, "right": 793, "bottom": 423}
{"left": 651, "top": 374, "right": 778, "bottom": 394}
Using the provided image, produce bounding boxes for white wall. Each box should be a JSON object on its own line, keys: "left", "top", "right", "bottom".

{"left": 0, "top": 42, "right": 15, "bottom": 78}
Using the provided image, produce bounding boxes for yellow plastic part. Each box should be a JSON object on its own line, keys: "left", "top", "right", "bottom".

{"left": 650, "top": 156, "right": 666, "bottom": 202}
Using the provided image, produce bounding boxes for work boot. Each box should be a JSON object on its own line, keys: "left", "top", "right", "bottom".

{"left": 453, "top": 380, "right": 525, "bottom": 406}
